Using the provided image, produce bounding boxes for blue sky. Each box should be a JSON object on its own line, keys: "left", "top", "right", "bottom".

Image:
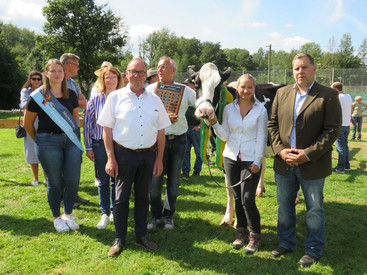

{"left": 1, "top": 0, "right": 366, "bottom": 56}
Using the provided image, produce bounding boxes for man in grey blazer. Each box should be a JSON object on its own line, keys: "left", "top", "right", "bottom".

{"left": 268, "top": 53, "right": 341, "bottom": 267}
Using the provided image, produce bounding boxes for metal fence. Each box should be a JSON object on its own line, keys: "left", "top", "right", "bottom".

{"left": 176, "top": 68, "right": 367, "bottom": 101}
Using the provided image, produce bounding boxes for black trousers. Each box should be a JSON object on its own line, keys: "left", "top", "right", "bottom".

{"left": 113, "top": 145, "right": 155, "bottom": 239}
{"left": 223, "top": 157, "right": 261, "bottom": 234}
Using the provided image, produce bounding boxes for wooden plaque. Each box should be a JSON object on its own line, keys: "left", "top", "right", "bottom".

{"left": 154, "top": 83, "right": 184, "bottom": 115}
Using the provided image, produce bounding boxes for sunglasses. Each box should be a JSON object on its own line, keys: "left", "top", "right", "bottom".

{"left": 31, "top": 78, "right": 42, "bottom": 81}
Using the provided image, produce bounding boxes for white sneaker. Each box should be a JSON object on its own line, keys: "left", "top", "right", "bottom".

{"left": 164, "top": 217, "right": 174, "bottom": 230}
{"left": 54, "top": 217, "right": 69, "bottom": 233}
{"left": 94, "top": 179, "right": 99, "bottom": 187}
{"left": 97, "top": 214, "right": 110, "bottom": 229}
{"left": 31, "top": 180, "right": 39, "bottom": 186}
{"left": 62, "top": 215, "right": 80, "bottom": 230}
{"left": 109, "top": 213, "right": 114, "bottom": 223}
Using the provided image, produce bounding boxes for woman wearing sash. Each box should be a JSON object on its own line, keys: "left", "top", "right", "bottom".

{"left": 84, "top": 66, "right": 123, "bottom": 229}
{"left": 23, "top": 59, "right": 82, "bottom": 233}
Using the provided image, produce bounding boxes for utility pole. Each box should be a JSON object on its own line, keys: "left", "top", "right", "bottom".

{"left": 268, "top": 44, "right": 271, "bottom": 82}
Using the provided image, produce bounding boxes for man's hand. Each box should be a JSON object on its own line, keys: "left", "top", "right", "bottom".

{"left": 280, "top": 148, "right": 309, "bottom": 166}
{"left": 168, "top": 113, "right": 178, "bottom": 123}
{"left": 86, "top": 150, "right": 95, "bottom": 162}
{"left": 153, "top": 158, "right": 163, "bottom": 177}
{"left": 193, "top": 125, "right": 200, "bottom": 132}
{"left": 105, "top": 158, "right": 118, "bottom": 177}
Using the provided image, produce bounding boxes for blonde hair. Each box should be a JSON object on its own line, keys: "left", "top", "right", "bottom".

{"left": 42, "top": 59, "right": 68, "bottom": 98}
{"left": 96, "top": 66, "right": 124, "bottom": 93}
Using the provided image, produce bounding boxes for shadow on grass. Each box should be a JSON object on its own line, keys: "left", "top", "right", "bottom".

{"left": 0, "top": 215, "right": 52, "bottom": 236}
{"left": 0, "top": 178, "right": 33, "bottom": 187}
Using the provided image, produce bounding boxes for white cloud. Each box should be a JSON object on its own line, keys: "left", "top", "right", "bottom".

{"left": 285, "top": 24, "right": 293, "bottom": 28}
{"left": 269, "top": 32, "right": 283, "bottom": 39}
{"left": 6, "top": 0, "right": 44, "bottom": 21}
{"left": 283, "top": 36, "right": 310, "bottom": 48}
{"left": 126, "top": 24, "right": 158, "bottom": 56}
{"left": 241, "top": 22, "right": 268, "bottom": 27}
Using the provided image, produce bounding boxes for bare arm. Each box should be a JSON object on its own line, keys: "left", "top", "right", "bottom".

{"left": 78, "top": 93, "right": 87, "bottom": 108}
{"left": 153, "top": 129, "right": 165, "bottom": 177}
{"left": 23, "top": 110, "right": 37, "bottom": 140}
{"left": 103, "top": 126, "right": 118, "bottom": 177}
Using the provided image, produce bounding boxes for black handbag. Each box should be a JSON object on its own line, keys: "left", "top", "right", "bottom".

{"left": 15, "top": 115, "right": 27, "bottom": 138}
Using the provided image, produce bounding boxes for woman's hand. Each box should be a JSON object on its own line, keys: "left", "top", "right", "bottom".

{"left": 208, "top": 114, "right": 218, "bottom": 125}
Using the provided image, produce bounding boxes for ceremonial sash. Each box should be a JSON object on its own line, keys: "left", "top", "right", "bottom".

{"left": 200, "top": 85, "right": 234, "bottom": 170}
{"left": 30, "top": 88, "right": 84, "bottom": 152}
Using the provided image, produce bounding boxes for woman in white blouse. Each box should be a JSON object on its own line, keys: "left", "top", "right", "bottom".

{"left": 209, "top": 74, "right": 267, "bottom": 254}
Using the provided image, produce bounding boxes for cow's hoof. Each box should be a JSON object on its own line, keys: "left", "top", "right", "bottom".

{"left": 219, "top": 218, "right": 232, "bottom": 227}
{"left": 256, "top": 187, "right": 265, "bottom": 197}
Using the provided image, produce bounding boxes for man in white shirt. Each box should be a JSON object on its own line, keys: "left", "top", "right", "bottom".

{"left": 98, "top": 58, "right": 170, "bottom": 257}
{"left": 146, "top": 56, "right": 196, "bottom": 230}
{"left": 331, "top": 82, "right": 353, "bottom": 173}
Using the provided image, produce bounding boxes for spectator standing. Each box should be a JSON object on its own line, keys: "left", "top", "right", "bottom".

{"left": 268, "top": 53, "right": 341, "bottom": 267}
{"left": 84, "top": 66, "right": 124, "bottom": 229}
{"left": 98, "top": 58, "right": 170, "bottom": 257}
{"left": 351, "top": 96, "right": 367, "bottom": 141}
{"left": 331, "top": 82, "right": 353, "bottom": 173}
{"left": 181, "top": 78, "right": 202, "bottom": 178}
{"left": 146, "top": 56, "right": 196, "bottom": 231}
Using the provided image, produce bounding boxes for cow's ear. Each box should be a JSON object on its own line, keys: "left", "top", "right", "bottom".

{"left": 187, "top": 67, "right": 196, "bottom": 77}
{"left": 220, "top": 67, "right": 232, "bottom": 82}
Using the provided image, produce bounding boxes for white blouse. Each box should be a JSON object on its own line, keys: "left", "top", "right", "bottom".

{"left": 212, "top": 99, "right": 268, "bottom": 167}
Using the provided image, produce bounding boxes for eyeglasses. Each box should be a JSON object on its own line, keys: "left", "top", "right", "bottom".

{"left": 68, "top": 62, "right": 79, "bottom": 68}
{"left": 31, "top": 78, "right": 42, "bottom": 81}
{"left": 127, "top": 70, "right": 146, "bottom": 76}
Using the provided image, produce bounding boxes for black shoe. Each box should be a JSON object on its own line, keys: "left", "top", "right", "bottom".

{"left": 180, "top": 173, "right": 189, "bottom": 178}
{"left": 108, "top": 238, "right": 125, "bottom": 257}
{"left": 76, "top": 195, "right": 90, "bottom": 204}
{"left": 271, "top": 246, "right": 291, "bottom": 258}
{"left": 60, "top": 200, "right": 80, "bottom": 209}
{"left": 332, "top": 167, "right": 345, "bottom": 174}
{"left": 299, "top": 254, "right": 318, "bottom": 267}
{"left": 135, "top": 235, "right": 159, "bottom": 251}
{"left": 191, "top": 172, "right": 200, "bottom": 177}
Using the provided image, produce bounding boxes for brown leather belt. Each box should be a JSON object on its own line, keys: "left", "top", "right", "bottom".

{"left": 114, "top": 141, "right": 156, "bottom": 153}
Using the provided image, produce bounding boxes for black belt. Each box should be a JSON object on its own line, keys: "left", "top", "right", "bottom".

{"left": 166, "top": 133, "right": 185, "bottom": 140}
{"left": 114, "top": 141, "right": 156, "bottom": 153}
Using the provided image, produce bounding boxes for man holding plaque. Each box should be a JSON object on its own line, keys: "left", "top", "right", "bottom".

{"left": 146, "top": 56, "right": 196, "bottom": 230}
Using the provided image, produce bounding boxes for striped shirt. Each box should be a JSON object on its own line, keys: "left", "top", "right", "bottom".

{"left": 83, "top": 92, "right": 108, "bottom": 150}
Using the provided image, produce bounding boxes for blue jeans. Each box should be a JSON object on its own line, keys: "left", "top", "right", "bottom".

{"left": 35, "top": 132, "right": 82, "bottom": 217}
{"left": 275, "top": 167, "right": 325, "bottom": 258}
{"left": 150, "top": 134, "right": 186, "bottom": 219}
{"left": 182, "top": 127, "right": 202, "bottom": 175}
{"left": 92, "top": 139, "right": 115, "bottom": 216}
{"left": 335, "top": 126, "right": 350, "bottom": 170}
{"left": 352, "top": 116, "right": 362, "bottom": 139}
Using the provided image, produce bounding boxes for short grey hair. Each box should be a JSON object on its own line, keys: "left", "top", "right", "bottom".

{"left": 159, "top": 56, "right": 177, "bottom": 69}
{"left": 60, "top": 53, "right": 80, "bottom": 65}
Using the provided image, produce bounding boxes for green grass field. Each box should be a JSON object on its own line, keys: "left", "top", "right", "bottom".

{"left": 0, "top": 128, "right": 366, "bottom": 274}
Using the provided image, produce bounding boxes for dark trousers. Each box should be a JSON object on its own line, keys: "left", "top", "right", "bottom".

{"left": 113, "top": 145, "right": 155, "bottom": 239}
{"left": 223, "top": 157, "right": 261, "bottom": 234}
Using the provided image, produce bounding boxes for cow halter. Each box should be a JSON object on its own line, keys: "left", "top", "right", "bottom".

{"left": 196, "top": 98, "right": 214, "bottom": 109}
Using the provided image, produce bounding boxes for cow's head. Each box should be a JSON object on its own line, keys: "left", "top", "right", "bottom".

{"left": 188, "top": 63, "right": 231, "bottom": 120}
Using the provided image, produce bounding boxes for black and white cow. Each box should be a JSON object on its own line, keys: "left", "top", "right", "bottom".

{"left": 188, "top": 63, "right": 286, "bottom": 227}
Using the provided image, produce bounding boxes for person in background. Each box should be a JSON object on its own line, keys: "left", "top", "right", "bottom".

{"left": 23, "top": 59, "right": 83, "bottom": 233}
{"left": 351, "top": 96, "right": 367, "bottom": 141}
{"left": 19, "top": 70, "right": 46, "bottom": 186}
{"left": 60, "top": 53, "right": 89, "bottom": 206}
{"left": 181, "top": 78, "right": 202, "bottom": 178}
{"left": 209, "top": 74, "right": 267, "bottom": 254}
{"left": 90, "top": 61, "right": 113, "bottom": 99}
{"left": 331, "top": 82, "right": 353, "bottom": 173}
{"left": 268, "top": 53, "right": 341, "bottom": 267}
{"left": 98, "top": 58, "right": 170, "bottom": 257}
{"left": 146, "top": 56, "right": 196, "bottom": 231}
{"left": 146, "top": 68, "right": 158, "bottom": 85}
{"left": 84, "top": 66, "right": 124, "bottom": 230}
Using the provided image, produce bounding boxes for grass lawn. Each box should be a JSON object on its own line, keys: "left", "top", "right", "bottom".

{"left": 0, "top": 128, "right": 366, "bottom": 274}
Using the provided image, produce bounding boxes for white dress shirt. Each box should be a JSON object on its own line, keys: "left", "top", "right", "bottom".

{"left": 212, "top": 99, "right": 268, "bottom": 167}
{"left": 146, "top": 82, "right": 196, "bottom": 136}
{"left": 97, "top": 85, "right": 171, "bottom": 149}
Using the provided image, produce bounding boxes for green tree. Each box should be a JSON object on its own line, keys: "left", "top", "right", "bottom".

{"left": 199, "top": 41, "right": 227, "bottom": 70}
{"left": 0, "top": 23, "right": 24, "bottom": 109}
{"left": 224, "top": 48, "right": 254, "bottom": 71}
{"left": 175, "top": 37, "right": 202, "bottom": 71}
{"left": 39, "top": 0, "right": 127, "bottom": 94}
{"left": 338, "top": 33, "right": 361, "bottom": 68}
{"left": 139, "top": 28, "right": 178, "bottom": 67}
{"left": 252, "top": 47, "right": 267, "bottom": 70}
{"left": 299, "top": 42, "right": 322, "bottom": 65}
{"left": 358, "top": 38, "right": 367, "bottom": 67}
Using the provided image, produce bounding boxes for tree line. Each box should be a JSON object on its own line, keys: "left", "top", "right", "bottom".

{"left": 1, "top": 0, "right": 366, "bottom": 109}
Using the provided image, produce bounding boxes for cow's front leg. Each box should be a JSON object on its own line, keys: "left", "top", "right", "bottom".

{"left": 219, "top": 174, "right": 234, "bottom": 226}
{"left": 256, "top": 158, "right": 267, "bottom": 197}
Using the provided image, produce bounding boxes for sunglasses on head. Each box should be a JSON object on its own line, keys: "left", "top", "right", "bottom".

{"left": 31, "top": 77, "right": 42, "bottom": 81}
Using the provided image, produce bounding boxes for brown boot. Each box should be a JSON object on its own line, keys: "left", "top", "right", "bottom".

{"left": 232, "top": 227, "right": 249, "bottom": 250}
{"left": 244, "top": 232, "right": 261, "bottom": 254}
{"left": 108, "top": 238, "right": 125, "bottom": 257}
